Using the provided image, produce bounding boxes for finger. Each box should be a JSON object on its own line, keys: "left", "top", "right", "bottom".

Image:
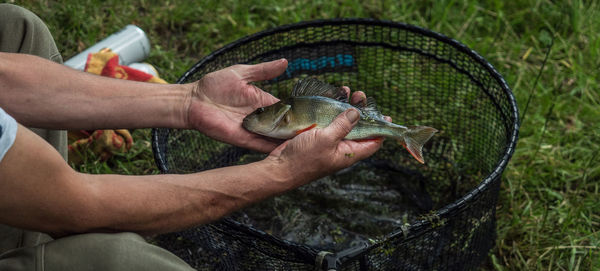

{"left": 252, "top": 85, "right": 280, "bottom": 106}
{"left": 384, "top": 116, "right": 392, "bottom": 122}
{"left": 323, "top": 109, "right": 360, "bottom": 143}
{"left": 350, "top": 91, "right": 367, "bottom": 107}
{"left": 268, "top": 140, "right": 290, "bottom": 157}
{"left": 246, "top": 134, "right": 283, "bottom": 153}
{"left": 349, "top": 139, "right": 384, "bottom": 160}
{"left": 341, "top": 86, "right": 350, "bottom": 99}
{"left": 242, "top": 58, "right": 288, "bottom": 82}
{"left": 252, "top": 140, "right": 282, "bottom": 153}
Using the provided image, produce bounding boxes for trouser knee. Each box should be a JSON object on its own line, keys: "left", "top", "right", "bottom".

{"left": 42, "top": 232, "right": 194, "bottom": 271}
{"left": 0, "top": 3, "right": 62, "bottom": 63}
{"left": 86, "top": 232, "right": 148, "bottom": 255}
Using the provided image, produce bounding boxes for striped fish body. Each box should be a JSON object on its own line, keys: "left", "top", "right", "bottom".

{"left": 268, "top": 96, "right": 408, "bottom": 140}
{"left": 242, "top": 78, "right": 437, "bottom": 163}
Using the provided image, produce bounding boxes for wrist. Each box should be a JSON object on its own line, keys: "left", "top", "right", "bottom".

{"left": 260, "top": 154, "right": 322, "bottom": 192}
{"left": 257, "top": 157, "right": 299, "bottom": 191}
{"left": 127, "top": 82, "right": 192, "bottom": 129}
{"left": 178, "top": 83, "right": 196, "bottom": 129}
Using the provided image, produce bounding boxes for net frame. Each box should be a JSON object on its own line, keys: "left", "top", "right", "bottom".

{"left": 152, "top": 18, "right": 519, "bottom": 270}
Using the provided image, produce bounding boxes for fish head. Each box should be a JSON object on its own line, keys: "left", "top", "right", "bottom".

{"left": 242, "top": 102, "right": 291, "bottom": 136}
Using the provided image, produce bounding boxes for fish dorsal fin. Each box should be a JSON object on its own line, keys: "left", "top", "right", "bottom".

{"left": 361, "top": 97, "right": 385, "bottom": 120}
{"left": 291, "top": 78, "right": 348, "bottom": 102}
{"left": 365, "top": 97, "right": 378, "bottom": 109}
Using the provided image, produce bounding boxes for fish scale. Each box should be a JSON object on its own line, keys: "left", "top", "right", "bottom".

{"left": 287, "top": 96, "right": 405, "bottom": 140}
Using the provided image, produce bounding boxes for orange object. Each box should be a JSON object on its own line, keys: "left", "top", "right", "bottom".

{"left": 84, "top": 48, "right": 166, "bottom": 84}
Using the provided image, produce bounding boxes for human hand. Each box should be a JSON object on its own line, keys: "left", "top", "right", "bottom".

{"left": 185, "top": 59, "right": 286, "bottom": 152}
{"left": 186, "top": 59, "right": 374, "bottom": 153}
{"left": 265, "top": 108, "right": 388, "bottom": 186}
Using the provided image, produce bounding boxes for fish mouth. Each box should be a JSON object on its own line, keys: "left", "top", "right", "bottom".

{"left": 241, "top": 117, "right": 253, "bottom": 131}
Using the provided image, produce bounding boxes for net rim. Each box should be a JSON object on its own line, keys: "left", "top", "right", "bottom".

{"left": 151, "top": 18, "right": 520, "bottom": 259}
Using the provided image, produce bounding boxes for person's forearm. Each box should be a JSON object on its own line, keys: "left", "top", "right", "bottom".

{"left": 0, "top": 104, "right": 378, "bottom": 237}
{"left": 0, "top": 52, "right": 191, "bottom": 129}
{"left": 80, "top": 159, "right": 293, "bottom": 235}
{"left": 0, "top": 123, "right": 295, "bottom": 236}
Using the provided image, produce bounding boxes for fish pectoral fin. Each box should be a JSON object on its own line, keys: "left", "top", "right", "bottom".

{"left": 294, "top": 123, "right": 317, "bottom": 135}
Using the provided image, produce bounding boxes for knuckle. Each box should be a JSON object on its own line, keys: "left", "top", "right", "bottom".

{"left": 260, "top": 63, "right": 268, "bottom": 75}
{"left": 334, "top": 119, "right": 352, "bottom": 135}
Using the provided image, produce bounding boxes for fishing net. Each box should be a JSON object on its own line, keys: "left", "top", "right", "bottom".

{"left": 152, "top": 19, "right": 519, "bottom": 270}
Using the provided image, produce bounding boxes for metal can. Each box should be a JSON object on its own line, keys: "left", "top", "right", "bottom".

{"left": 127, "top": 62, "right": 159, "bottom": 77}
{"left": 64, "top": 25, "right": 151, "bottom": 70}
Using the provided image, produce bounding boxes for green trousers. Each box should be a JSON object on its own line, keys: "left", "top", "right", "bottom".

{"left": 0, "top": 4, "right": 67, "bottom": 160}
{"left": 0, "top": 4, "right": 194, "bottom": 270}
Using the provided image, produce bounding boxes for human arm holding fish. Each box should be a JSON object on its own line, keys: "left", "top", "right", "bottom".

{"left": 0, "top": 103, "right": 380, "bottom": 237}
{"left": 0, "top": 52, "right": 285, "bottom": 139}
{"left": 0, "top": 54, "right": 371, "bottom": 152}
{"left": 0, "top": 56, "right": 387, "bottom": 236}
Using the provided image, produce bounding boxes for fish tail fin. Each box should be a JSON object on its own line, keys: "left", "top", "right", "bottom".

{"left": 397, "top": 126, "right": 438, "bottom": 164}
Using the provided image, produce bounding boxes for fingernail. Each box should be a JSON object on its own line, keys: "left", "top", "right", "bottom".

{"left": 346, "top": 109, "right": 359, "bottom": 123}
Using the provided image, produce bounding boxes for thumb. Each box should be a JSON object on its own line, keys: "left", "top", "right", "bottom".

{"left": 243, "top": 58, "right": 288, "bottom": 82}
{"left": 323, "top": 109, "right": 360, "bottom": 143}
{"left": 268, "top": 140, "right": 290, "bottom": 157}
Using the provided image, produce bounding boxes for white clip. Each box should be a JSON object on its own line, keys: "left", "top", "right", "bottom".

{"left": 315, "top": 251, "right": 334, "bottom": 271}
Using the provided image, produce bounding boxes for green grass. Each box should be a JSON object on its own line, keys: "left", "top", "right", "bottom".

{"left": 13, "top": 0, "right": 600, "bottom": 269}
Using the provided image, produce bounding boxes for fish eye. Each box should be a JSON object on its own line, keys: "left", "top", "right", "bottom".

{"left": 256, "top": 107, "right": 265, "bottom": 114}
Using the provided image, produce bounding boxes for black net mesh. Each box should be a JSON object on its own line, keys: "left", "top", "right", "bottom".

{"left": 152, "top": 19, "right": 519, "bottom": 270}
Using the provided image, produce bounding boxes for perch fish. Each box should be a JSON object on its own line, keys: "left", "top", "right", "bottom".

{"left": 242, "top": 78, "right": 438, "bottom": 163}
